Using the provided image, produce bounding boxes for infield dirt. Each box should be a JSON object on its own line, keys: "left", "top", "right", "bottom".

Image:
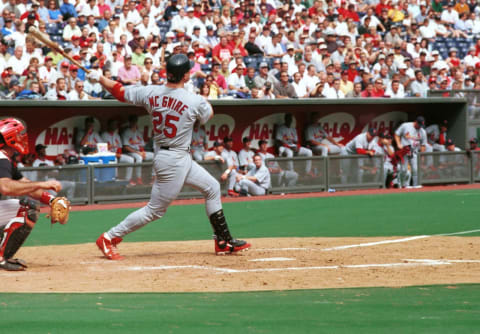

{"left": 2, "top": 236, "right": 479, "bottom": 293}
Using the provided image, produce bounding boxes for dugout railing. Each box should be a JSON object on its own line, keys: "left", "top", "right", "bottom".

{"left": 17, "top": 151, "right": 479, "bottom": 205}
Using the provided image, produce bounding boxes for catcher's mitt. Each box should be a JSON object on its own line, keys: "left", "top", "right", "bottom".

{"left": 47, "top": 197, "right": 71, "bottom": 224}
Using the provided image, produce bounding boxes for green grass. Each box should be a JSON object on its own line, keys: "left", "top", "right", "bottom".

{"left": 7, "top": 189, "right": 480, "bottom": 333}
{"left": 26, "top": 189, "right": 480, "bottom": 247}
{"left": 2, "top": 285, "right": 480, "bottom": 334}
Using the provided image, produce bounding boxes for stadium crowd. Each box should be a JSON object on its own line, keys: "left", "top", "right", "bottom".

{"left": 0, "top": 0, "right": 479, "bottom": 99}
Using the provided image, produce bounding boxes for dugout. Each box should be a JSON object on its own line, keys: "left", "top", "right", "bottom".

{"left": 0, "top": 97, "right": 469, "bottom": 154}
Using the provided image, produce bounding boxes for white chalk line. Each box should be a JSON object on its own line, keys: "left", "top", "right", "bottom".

{"left": 112, "top": 259, "right": 480, "bottom": 274}
{"left": 322, "top": 236, "right": 429, "bottom": 251}
{"left": 249, "top": 257, "right": 295, "bottom": 262}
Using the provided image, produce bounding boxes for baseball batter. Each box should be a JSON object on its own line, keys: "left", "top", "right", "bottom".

{"left": 101, "top": 119, "right": 135, "bottom": 185}
{"left": 90, "top": 54, "right": 250, "bottom": 259}
{"left": 394, "top": 116, "right": 427, "bottom": 188}
{"left": 0, "top": 118, "right": 62, "bottom": 271}
{"left": 191, "top": 122, "right": 208, "bottom": 161}
{"left": 276, "top": 113, "right": 313, "bottom": 174}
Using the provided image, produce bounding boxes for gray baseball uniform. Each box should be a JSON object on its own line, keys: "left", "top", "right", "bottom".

{"left": 238, "top": 148, "right": 255, "bottom": 170}
{"left": 395, "top": 122, "right": 427, "bottom": 187}
{"left": 101, "top": 131, "right": 135, "bottom": 181}
{"left": 258, "top": 151, "right": 298, "bottom": 187}
{"left": 344, "top": 133, "right": 374, "bottom": 183}
{"left": 235, "top": 163, "right": 271, "bottom": 196}
{"left": 221, "top": 148, "right": 239, "bottom": 190}
{"left": 305, "top": 124, "right": 345, "bottom": 156}
{"left": 191, "top": 127, "right": 207, "bottom": 161}
{"left": 275, "top": 124, "right": 312, "bottom": 173}
{"left": 121, "top": 127, "right": 154, "bottom": 179}
{"left": 369, "top": 139, "right": 395, "bottom": 185}
{"left": 107, "top": 85, "right": 220, "bottom": 239}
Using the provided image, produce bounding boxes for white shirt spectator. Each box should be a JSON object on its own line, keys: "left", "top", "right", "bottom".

{"left": 264, "top": 41, "right": 283, "bottom": 57}
{"left": 7, "top": 56, "right": 28, "bottom": 75}
{"left": 68, "top": 90, "right": 90, "bottom": 100}
{"left": 227, "top": 72, "right": 247, "bottom": 90}
{"left": 323, "top": 86, "right": 345, "bottom": 98}
{"left": 419, "top": 23, "right": 436, "bottom": 38}
{"left": 302, "top": 73, "right": 320, "bottom": 92}
{"left": 440, "top": 8, "right": 459, "bottom": 25}
{"left": 38, "top": 66, "right": 58, "bottom": 86}
{"left": 81, "top": 4, "right": 100, "bottom": 17}
{"left": 385, "top": 87, "right": 405, "bottom": 98}
{"left": 292, "top": 80, "right": 308, "bottom": 97}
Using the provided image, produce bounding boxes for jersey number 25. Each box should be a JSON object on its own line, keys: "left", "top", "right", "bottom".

{"left": 152, "top": 111, "right": 179, "bottom": 138}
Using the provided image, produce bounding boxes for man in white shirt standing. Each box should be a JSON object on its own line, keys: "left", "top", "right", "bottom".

{"left": 292, "top": 72, "right": 308, "bottom": 98}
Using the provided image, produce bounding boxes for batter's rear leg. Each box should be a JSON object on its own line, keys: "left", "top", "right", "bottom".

{"left": 184, "top": 161, "right": 251, "bottom": 254}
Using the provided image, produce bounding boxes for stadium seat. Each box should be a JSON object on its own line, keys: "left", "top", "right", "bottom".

{"left": 46, "top": 23, "right": 58, "bottom": 35}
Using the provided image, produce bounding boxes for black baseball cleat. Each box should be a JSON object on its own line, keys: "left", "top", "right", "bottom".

{"left": 0, "top": 259, "right": 26, "bottom": 271}
{"left": 215, "top": 239, "right": 251, "bottom": 255}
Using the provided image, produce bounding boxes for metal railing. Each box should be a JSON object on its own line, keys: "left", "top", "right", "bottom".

{"left": 17, "top": 151, "right": 479, "bottom": 204}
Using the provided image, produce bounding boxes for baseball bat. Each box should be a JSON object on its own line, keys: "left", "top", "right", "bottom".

{"left": 28, "top": 26, "right": 91, "bottom": 74}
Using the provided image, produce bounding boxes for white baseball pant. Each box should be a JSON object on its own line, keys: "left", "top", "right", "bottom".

{"left": 127, "top": 151, "right": 154, "bottom": 179}
{"left": 107, "top": 149, "right": 222, "bottom": 238}
{"left": 278, "top": 146, "right": 312, "bottom": 173}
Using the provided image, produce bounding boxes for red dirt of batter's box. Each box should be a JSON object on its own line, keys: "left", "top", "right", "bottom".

{"left": 40, "top": 183, "right": 480, "bottom": 213}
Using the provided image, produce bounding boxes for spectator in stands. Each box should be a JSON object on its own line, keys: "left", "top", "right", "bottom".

{"left": 346, "top": 82, "right": 363, "bottom": 98}
{"left": 60, "top": 0, "right": 77, "bottom": 21}
{"left": 291, "top": 72, "right": 308, "bottom": 98}
{"left": 7, "top": 46, "right": 27, "bottom": 76}
{"left": 410, "top": 70, "right": 429, "bottom": 97}
{"left": 68, "top": 79, "right": 98, "bottom": 100}
{"left": 63, "top": 17, "right": 81, "bottom": 42}
{"left": 323, "top": 78, "right": 345, "bottom": 99}
{"left": 385, "top": 79, "right": 405, "bottom": 98}
{"left": 212, "top": 36, "right": 232, "bottom": 65}
{"left": 227, "top": 63, "right": 249, "bottom": 98}
{"left": 274, "top": 71, "right": 297, "bottom": 99}
{"left": 45, "top": 77, "right": 69, "bottom": 100}
{"left": 121, "top": 114, "right": 154, "bottom": 185}
{"left": 117, "top": 54, "right": 140, "bottom": 85}
{"left": 47, "top": 0, "right": 62, "bottom": 23}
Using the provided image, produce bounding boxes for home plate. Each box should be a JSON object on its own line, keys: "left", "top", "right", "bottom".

{"left": 249, "top": 257, "right": 296, "bottom": 262}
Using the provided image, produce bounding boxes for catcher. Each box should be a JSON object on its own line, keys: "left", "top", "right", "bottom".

{"left": 0, "top": 118, "right": 70, "bottom": 271}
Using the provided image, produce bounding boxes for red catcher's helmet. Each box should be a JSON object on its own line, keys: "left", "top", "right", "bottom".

{"left": 0, "top": 118, "right": 29, "bottom": 154}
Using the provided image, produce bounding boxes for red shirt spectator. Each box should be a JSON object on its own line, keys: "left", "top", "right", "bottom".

{"left": 212, "top": 37, "right": 233, "bottom": 64}
{"left": 376, "top": 0, "right": 392, "bottom": 16}
{"left": 345, "top": 4, "right": 360, "bottom": 21}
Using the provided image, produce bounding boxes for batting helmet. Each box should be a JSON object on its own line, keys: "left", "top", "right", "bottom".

{"left": 0, "top": 118, "right": 29, "bottom": 154}
{"left": 166, "top": 54, "right": 192, "bottom": 83}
